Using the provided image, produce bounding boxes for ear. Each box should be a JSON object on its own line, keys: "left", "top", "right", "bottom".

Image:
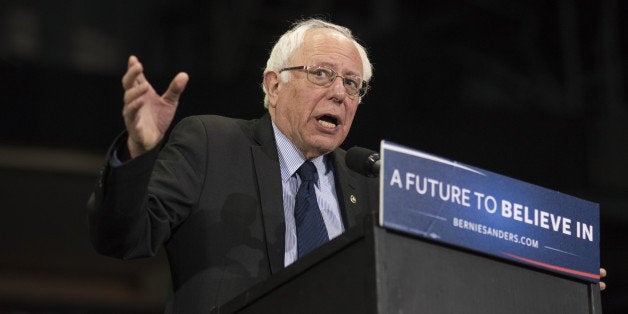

{"left": 263, "top": 71, "right": 280, "bottom": 108}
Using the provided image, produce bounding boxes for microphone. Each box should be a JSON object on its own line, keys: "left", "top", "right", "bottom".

{"left": 346, "top": 146, "right": 381, "bottom": 177}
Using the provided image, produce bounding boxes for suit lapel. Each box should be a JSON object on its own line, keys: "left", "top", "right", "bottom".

{"left": 251, "top": 114, "right": 285, "bottom": 274}
{"left": 331, "top": 150, "right": 371, "bottom": 229}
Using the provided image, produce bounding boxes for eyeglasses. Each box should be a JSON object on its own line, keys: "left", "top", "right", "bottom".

{"left": 279, "top": 65, "right": 369, "bottom": 97}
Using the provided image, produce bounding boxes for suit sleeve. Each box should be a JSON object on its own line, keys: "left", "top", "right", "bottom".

{"left": 88, "top": 116, "right": 208, "bottom": 259}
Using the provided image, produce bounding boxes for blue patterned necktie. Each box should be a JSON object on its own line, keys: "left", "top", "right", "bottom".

{"left": 294, "top": 161, "right": 329, "bottom": 258}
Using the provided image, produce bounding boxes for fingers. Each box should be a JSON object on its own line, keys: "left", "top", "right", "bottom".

{"left": 123, "top": 81, "right": 149, "bottom": 105}
{"left": 122, "top": 95, "right": 144, "bottom": 126}
{"left": 122, "top": 55, "right": 189, "bottom": 105}
{"left": 162, "top": 72, "right": 189, "bottom": 104}
{"left": 600, "top": 268, "right": 607, "bottom": 278}
{"left": 128, "top": 55, "right": 139, "bottom": 69}
{"left": 122, "top": 55, "right": 147, "bottom": 90}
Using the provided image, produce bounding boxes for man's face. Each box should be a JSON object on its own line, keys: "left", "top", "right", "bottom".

{"left": 267, "top": 29, "right": 363, "bottom": 159}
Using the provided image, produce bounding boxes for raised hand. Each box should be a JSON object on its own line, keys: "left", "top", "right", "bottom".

{"left": 121, "top": 55, "right": 189, "bottom": 158}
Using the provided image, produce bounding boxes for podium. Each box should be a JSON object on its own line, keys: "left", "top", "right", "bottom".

{"left": 212, "top": 214, "right": 601, "bottom": 313}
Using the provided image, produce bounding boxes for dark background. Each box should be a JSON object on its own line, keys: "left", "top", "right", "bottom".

{"left": 1, "top": 0, "right": 626, "bottom": 313}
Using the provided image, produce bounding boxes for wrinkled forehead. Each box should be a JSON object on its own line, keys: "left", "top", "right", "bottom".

{"left": 291, "top": 29, "right": 363, "bottom": 76}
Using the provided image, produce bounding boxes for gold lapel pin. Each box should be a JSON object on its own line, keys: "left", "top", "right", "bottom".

{"left": 350, "top": 195, "right": 357, "bottom": 204}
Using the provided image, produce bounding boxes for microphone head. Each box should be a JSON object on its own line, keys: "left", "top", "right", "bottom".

{"left": 346, "top": 146, "right": 380, "bottom": 177}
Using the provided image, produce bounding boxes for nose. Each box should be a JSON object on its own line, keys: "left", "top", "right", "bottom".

{"left": 328, "top": 76, "right": 348, "bottom": 103}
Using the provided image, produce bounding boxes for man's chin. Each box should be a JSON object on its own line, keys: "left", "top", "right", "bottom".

{"left": 304, "top": 137, "right": 344, "bottom": 158}
{"left": 301, "top": 141, "right": 338, "bottom": 159}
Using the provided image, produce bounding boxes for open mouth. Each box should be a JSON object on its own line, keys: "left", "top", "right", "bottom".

{"left": 317, "top": 115, "right": 339, "bottom": 128}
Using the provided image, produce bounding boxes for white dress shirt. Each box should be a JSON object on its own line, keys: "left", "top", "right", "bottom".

{"left": 272, "top": 122, "right": 344, "bottom": 266}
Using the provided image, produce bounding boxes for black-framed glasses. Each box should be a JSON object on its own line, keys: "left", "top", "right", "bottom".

{"left": 279, "top": 65, "right": 369, "bottom": 97}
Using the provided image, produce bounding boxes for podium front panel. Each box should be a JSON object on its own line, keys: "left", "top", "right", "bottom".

{"left": 373, "top": 226, "right": 601, "bottom": 314}
{"left": 214, "top": 219, "right": 601, "bottom": 314}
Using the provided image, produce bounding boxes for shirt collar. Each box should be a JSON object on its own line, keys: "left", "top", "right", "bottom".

{"left": 272, "top": 121, "right": 331, "bottom": 184}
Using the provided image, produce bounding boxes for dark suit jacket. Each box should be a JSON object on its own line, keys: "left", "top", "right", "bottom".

{"left": 88, "top": 113, "right": 378, "bottom": 313}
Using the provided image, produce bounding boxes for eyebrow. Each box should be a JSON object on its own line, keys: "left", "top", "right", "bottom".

{"left": 316, "top": 62, "right": 361, "bottom": 78}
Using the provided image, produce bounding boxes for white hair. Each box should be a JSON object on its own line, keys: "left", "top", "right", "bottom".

{"left": 262, "top": 19, "right": 373, "bottom": 108}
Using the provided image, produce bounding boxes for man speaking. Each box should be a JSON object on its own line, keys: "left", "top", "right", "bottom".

{"left": 88, "top": 18, "right": 378, "bottom": 313}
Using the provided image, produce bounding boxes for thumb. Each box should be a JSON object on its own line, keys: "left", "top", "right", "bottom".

{"left": 162, "top": 72, "right": 189, "bottom": 104}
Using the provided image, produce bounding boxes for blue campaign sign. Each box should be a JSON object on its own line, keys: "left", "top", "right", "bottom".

{"left": 379, "top": 140, "right": 600, "bottom": 282}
